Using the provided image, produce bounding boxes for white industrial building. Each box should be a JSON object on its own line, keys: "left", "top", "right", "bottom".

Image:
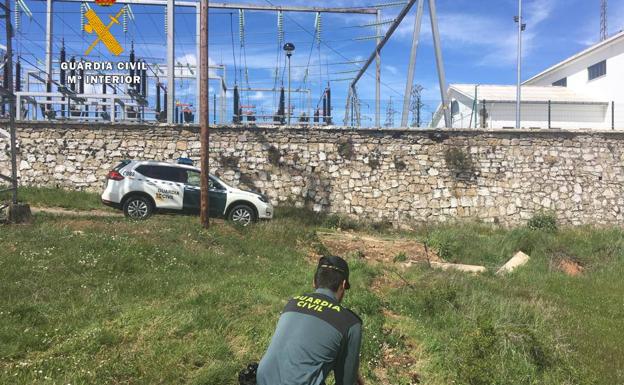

{"left": 433, "top": 30, "right": 624, "bottom": 129}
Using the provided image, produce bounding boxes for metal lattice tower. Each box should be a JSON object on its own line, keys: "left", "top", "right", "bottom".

{"left": 352, "top": 88, "right": 361, "bottom": 127}
{"left": 384, "top": 97, "right": 396, "bottom": 128}
{"left": 601, "top": 0, "right": 608, "bottom": 41}
{"left": 409, "top": 84, "right": 424, "bottom": 127}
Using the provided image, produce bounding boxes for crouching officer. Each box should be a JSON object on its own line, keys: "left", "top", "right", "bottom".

{"left": 257, "top": 256, "right": 365, "bottom": 385}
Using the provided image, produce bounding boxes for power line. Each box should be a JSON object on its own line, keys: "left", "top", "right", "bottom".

{"left": 229, "top": 12, "right": 238, "bottom": 84}
{"left": 263, "top": 0, "right": 403, "bottom": 98}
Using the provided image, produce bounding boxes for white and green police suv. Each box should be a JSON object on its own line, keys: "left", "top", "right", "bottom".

{"left": 101, "top": 159, "right": 273, "bottom": 225}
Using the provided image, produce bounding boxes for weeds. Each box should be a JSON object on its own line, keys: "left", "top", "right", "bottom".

{"left": 1, "top": 189, "right": 623, "bottom": 384}
{"left": 528, "top": 212, "right": 558, "bottom": 233}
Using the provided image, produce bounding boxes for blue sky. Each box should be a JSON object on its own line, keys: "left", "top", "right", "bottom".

{"left": 2, "top": 1, "right": 623, "bottom": 125}
{"left": 209, "top": 0, "right": 624, "bottom": 126}
{"left": 3, "top": 0, "right": 200, "bottom": 110}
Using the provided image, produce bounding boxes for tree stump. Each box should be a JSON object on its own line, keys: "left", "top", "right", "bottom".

{"left": 8, "top": 203, "right": 32, "bottom": 224}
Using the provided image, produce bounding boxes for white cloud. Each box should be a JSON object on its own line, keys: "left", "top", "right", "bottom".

{"left": 178, "top": 53, "right": 197, "bottom": 66}
{"left": 393, "top": 0, "right": 558, "bottom": 66}
{"left": 384, "top": 65, "right": 398, "bottom": 75}
{"left": 249, "top": 91, "right": 265, "bottom": 100}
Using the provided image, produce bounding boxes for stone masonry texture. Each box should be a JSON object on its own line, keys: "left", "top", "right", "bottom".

{"left": 2, "top": 122, "right": 624, "bottom": 226}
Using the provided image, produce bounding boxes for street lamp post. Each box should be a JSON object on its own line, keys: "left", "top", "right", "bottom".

{"left": 283, "top": 42, "right": 295, "bottom": 125}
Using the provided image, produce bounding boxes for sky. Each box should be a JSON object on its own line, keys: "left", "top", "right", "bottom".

{"left": 1, "top": 0, "right": 200, "bottom": 115}
{"left": 1, "top": 1, "right": 623, "bottom": 126}
{"left": 209, "top": 0, "right": 624, "bottom": 126}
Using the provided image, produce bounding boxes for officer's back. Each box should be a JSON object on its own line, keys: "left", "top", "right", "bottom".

{"left": 257, "top": 256, "right": 364, "bottom": 385}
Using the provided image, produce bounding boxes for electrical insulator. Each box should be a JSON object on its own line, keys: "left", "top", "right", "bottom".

{"left": 122, "top": 6, "right": 128, "bottom": 34}
{"left": 80, "top": 3, "right": 86, "bottom": 32}
{"left": 164, "top": 8, "right": 168, "bottom": 34}
{"left": 316, "top": 13, "right": 322, "bottom": 47}
{"left": 14, "top": 0, "right": 20, "bottom": 31}
{"left": 239, "top": 9, "right": 245, "bottom": 47}
{"left": 277, "top": 11, "right": 284, "bottom": 44}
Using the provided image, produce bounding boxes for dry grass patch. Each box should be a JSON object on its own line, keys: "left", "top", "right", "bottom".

{"left": 552, "top": 257, "right": 585, "bottom": 276}
{"left": 316, "top": 231, "right": 441, "bottom": 265}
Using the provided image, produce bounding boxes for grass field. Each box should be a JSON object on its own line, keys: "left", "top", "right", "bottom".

{"left": 1, "top": 188, "right": 624, "bottom": 384}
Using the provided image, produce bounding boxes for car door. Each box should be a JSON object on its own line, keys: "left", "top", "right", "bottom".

{"left": 209, "top": 177, "right": 228, "bottom": 217}
{"left": 181, "top": 171, "right": 227, "bottom": 217}
{"left": 137, "top": 165, "right": 185, "bottom": 210}
{"left": 182, "top": 169, "right": 201, "bottom": 213}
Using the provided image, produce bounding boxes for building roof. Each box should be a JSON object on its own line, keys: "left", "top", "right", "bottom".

{"left": 523, "top": 30, "right": 624, "bottom": 85}
{"left": 450, "top": 84, "right": 608, "bottom": 104}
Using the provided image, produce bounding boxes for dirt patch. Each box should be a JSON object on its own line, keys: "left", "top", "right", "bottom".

{"left": 32, "top": 206, "right": 119, "bottom": 217}
{"left": 316, "top": 231, "right": 441, "bottom": 265}
{"left": 370, "top": 272, "right": 409, "bottom": 294}
{"left": 56, "top": 218, "right": 113, "bottom": 233}
{"left": 555, "top": 258, "right": 584, "bottom": 276}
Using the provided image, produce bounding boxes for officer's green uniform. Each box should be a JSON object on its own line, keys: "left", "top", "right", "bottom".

{"left": 257, "top": 288, "right": 362, "bottom": 385}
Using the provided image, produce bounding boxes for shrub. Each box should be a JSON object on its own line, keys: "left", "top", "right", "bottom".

{"left": 393, "top": 156, "right": 407, "bottom": 171}
{"left": 368, "top": 156, "right": 381, "bottom": 170}
{"left": 267, "top": 145, "right": 281, "bottom": 166}
{"left": 393, "top": 252, "right": 407, "bottom": 263}
{"left": 528, "top": 213, "right": 558, "bottom": 233}
{"left": 444, "top": 147, "right": 475, "bottom": 176}
{"left": 337, "top": 140, "right": 355, "bottom": 160}
{"left": 420, "top": 284, "right": 459, "bottom": 316}
{"left": 220, "top": 154, "right": 240, "bottom": 168}
{"left": 323, "top": 214, "right": 359, "bottom": 231}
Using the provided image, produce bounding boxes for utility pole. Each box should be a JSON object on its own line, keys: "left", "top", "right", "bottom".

{"left": 167, "top": 0, "right": 175, "bottom": 124}
{"left": 199, "top": 0, "right": 210, "bottom": 228}
{"left": 375, "top": 9, "right": 381, "bottom": 128}
{"left": 515, "top": 0, "right": 525, "bottom": 129}
{"left": 283, "top": 43, "right": 295, "bottom": 125}
{"left": 1, "top": 0, "right": 30, "bottom": 223}
{"left": 428, "top": 0, "right": 450, "bottom": 128}
{"left": 401, "top": 0, "right": 424, "bottom": 127}
{"left": 5, "top": 0, "right": 16, "bottom": 204}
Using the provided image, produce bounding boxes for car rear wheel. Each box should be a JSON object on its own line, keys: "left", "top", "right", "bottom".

{"left": 123, "top": 195, "right": 153, "bottom": 220}
{"left": 228, "top": 204, "right": 256, "bottom": 226}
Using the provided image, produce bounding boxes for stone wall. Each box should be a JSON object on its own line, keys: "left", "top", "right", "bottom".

{"left": 2, "top": 122, "right": 624, "bottom": 226}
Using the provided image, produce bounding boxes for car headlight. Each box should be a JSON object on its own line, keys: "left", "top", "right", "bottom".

{"left": 257, "top": 194, "right": 268, "bottom": 203}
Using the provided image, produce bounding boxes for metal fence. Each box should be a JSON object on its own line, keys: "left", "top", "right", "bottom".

{"left": 445, "top": 100, "right": 624, "bottom": 130}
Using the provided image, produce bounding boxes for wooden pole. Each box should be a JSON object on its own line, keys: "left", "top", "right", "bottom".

{"left": 199, "top": 0, "right": 210, "bottom": 228}
{"left": 5, "top": 0, "right": 17, "bottom": 204}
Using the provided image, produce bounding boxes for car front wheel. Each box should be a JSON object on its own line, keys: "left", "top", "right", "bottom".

{"left": 228, "top": 204, "right": 256, "bottom": 226}
{"left": 123, "top": 195, "right": 153, "bottom": 220}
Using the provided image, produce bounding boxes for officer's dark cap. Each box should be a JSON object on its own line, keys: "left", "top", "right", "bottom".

{"left": 317, "top": 255, "right": 350, "bottom": 290}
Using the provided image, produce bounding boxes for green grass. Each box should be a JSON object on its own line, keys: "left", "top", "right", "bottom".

{"left": 1, "top": 189, "right": 624, "bottom": 384}
{"left": 1, "top": 187, "right": 106, "bottom": 211}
